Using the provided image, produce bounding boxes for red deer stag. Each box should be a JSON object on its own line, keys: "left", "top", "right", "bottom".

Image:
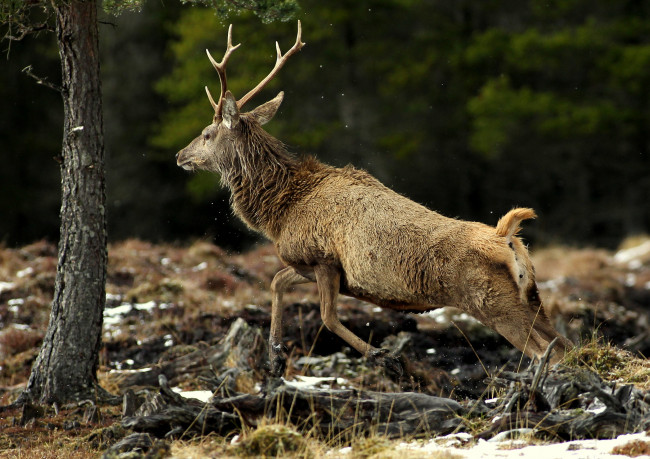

{"left": 176, "top": 22, "right": 572, "bottom": 377}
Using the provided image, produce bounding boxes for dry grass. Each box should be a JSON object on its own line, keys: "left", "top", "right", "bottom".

{"left": 563, "top": 336, "right": 650, "bottom": 390}
{"left": 611, "top": 438, "right": 650, "bottom": 457}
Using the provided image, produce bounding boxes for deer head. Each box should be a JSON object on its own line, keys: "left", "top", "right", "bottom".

{"left": 176, "top": 22, "right": 305, "bottom": 174}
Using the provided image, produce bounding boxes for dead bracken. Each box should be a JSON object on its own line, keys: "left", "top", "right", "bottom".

{"left": 0, "top": 236, "right": 649, "bottom": 456}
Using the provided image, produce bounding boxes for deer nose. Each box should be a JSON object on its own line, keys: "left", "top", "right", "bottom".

{"left": 175, "top": 152, "right": 179, "bottom": 160}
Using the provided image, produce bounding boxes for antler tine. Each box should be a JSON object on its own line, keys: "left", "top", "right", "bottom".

{"left": 237, "top": 20, "right": 305, "bottom": 110}
{"left": 206, "top": 24, "right": 242, "bottom": 117}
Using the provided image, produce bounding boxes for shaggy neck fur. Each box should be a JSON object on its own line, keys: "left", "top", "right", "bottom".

{"left": 216, "top": 116, "right": 300, "bottom": 237}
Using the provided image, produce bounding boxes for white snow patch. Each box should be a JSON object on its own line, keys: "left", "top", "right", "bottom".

{"left": 391, "top": 431, "right": 649, "bottom": 458}
{"left": 282, "top": 375, "right": 348, "bottom": 391}
{"left": 192, "top": 261, "right": 208, "bottom": 272}
{"left": 109, "top": 367, "right": 152, "bottom": 374}
{"left": 172, "top": 388, "right": 214, "bottom": 403}
{"left": 16, "top": 267, "right": 33, "bottom": 278}
{"left": 103, "top": 303, "right": 134, "bottom": 327}
{"left": 0, "top": 282, "right": 15, "bottom": 293}
{"left": 106, "top": 292, "right": 122, "bottom": 302}
{"left": 614, "top": 240, "right": 650, "bottom": 265}
{"left": 136, "top": 300, "right": 157, "bottom": 312}
{"left": 538, "top": 277, "right": 564, "bottom": 292}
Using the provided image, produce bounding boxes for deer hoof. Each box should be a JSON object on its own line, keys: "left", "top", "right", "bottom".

{"left": 368, "top": 348, "right": 404, "bottom": 378}
{"left": 269, "top": 343, "right": 287, "bottom": 378}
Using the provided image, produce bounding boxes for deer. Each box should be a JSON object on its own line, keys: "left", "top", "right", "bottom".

{"left": 176, "top": 21, "right": 573, "bottom": 378}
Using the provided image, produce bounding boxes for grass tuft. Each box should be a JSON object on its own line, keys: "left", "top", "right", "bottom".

{"left": 562, "top": 336, "right": 650, "bottom": 389}
{"left": 231, "top": 422, "right": 315, "bottom": 458}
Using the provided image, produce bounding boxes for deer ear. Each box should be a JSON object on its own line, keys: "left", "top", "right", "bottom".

{"left": 222, "top": 91, "right": 240, "bottom": 129}
{"left": 249, "top": 91, "right": 284, "bottom": 125}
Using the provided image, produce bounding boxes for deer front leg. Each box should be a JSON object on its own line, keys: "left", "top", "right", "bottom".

{"left": 314, "top": 265, "right": 403, "bottom": 377}
{"left": 269, "top": 266, "right": 311, "bottom": 377}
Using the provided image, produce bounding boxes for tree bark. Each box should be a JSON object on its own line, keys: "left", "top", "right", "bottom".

{"left": 21, "top": 0, "right": 107, "bottom": 404}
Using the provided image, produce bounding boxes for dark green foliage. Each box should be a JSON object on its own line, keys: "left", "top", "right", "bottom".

{"left": 180, "top": 0, "right": 299, "bottom": 24}
{"left": 1, "top": 0, "right": 648, "bottom": 248}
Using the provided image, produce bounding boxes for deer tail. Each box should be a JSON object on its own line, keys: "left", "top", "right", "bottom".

{"left": 496, "top": 208, "right": 537, "bottom": 241}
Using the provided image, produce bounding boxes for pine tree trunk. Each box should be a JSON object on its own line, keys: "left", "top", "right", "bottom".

{"left": 21, "top": 0, "right": 107, "bottom": 404}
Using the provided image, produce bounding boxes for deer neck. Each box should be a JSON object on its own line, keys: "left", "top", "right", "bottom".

{"left": 219, "top": 123, "right": 297, "bottom": 237}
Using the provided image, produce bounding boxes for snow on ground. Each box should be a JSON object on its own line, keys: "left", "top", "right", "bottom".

{"left": 329, "top": 432, "right": 650, "bottom": 458}
{"left": 399, "top": 432, "right": 650, "bottom": 458}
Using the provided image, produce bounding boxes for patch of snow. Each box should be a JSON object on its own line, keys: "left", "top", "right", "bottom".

{"left": 192, "top": 261, "right": 208, "bottom": 272}
{"left": 614, "top": 240, "right": 650, "bottom": 265}
{"left": 629, "top": 259, "right": 643, "bottom": 270}
{"left": 436, "top": 432, "right": 473, "bottom": 447}
{"left": 8, "top": 298, "right": 24, "bottom": 313}
{"left": 172, "top": 388, "right": 214, "bottom": 403}
{"left": 427, "top": 309, "right": 448, "bottom": 324}
{"left": 106, "top": 292, "right": 122, "bottom": 302}
{"left": 587, "top": 399, "right": 608, "bottom": 415}
{"left": 489, "top": 428, "right": 534, "bottom": 442}
{"left": 282, "top": 375, "right": 347, "bottom": 391}
{"left": 161, "top": 257, "right": 171, "bottom": 266}
{"left": 538, "top": 277, "right": 564, "bottom": 292}
{"left": 426, "top": 348, "right": 436, "bottom": 354}
{"left": 391, "top": 431, "right": 650, "bottom": 459}
{"left": 16, "top": 267, "right": 33, "bottom": 278}
{"left": 0, "top": 281, "right": 15, "bottom": 293}
{"left": 136, "top": 300, "right": 157, "bottom": 311}
{"left": 426, "top": 308, "right": 483, "bottom": 326}
{"left": 625, "top": 273, "right": 636, "bottom": 287}
{"left": 109, "top": 367, "right": 152, "bottom": 374}
{"left": 103, "top": 303, "right": 134, "bottom": 327}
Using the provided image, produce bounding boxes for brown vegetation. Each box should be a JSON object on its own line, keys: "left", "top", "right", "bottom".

{"left": 0, "top": 237, "right": 649, "bottom": 456}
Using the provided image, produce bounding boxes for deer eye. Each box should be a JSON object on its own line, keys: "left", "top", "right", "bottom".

{"left": 203, "top": 133, "right": 211, "bottom": 141}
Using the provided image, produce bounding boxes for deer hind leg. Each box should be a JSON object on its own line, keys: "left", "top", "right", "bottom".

{"left": 269, "top": 266, "right": 311, "bottom": 377}
{"left": 314, "top": 265, "right": 403, "bottom": 376}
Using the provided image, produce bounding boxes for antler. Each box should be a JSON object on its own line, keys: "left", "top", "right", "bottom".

{"left": 236, "top": 20, "right": 305, "bottom": 110}
{"left": 205, "top": 24, "right": 241, "bottom": 118}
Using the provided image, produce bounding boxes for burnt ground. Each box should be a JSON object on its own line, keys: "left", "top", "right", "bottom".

{"left": 1, "top": 238, "right": 650, "bottom": 455}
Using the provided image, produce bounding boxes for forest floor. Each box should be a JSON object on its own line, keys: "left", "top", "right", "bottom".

{"left": 1, "top": 237, "right": 650, "bottom": 458}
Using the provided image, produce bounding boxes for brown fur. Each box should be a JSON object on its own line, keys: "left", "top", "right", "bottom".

{"left": 176, "top": 31, "right": 572, "bottom": 375}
